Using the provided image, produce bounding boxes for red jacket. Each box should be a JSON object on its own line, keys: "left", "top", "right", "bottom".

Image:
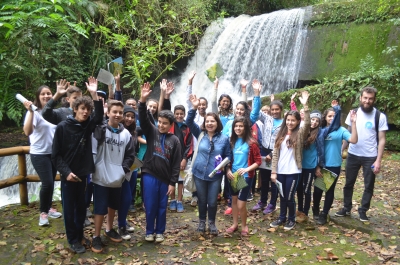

{"left": 230, "top": 140, "right": 262, "bottom": 178}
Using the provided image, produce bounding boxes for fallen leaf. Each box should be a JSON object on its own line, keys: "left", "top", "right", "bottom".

{"left": 276, "top": 257, "right": 287, "bottom": 264}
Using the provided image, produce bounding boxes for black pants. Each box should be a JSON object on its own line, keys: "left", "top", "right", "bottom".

{"left": 313, "top": 166, "right": 340, "bottom": 214}
{"left": 61, "top": 177, "right": 87, "bottom": 245}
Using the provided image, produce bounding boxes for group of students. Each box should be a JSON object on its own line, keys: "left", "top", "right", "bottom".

{"left": 22, "top": 71, "right": 388, "bottom": 254}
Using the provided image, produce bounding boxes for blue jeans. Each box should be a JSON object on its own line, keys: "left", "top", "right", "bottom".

{"left": 142, "top": 173, "right": 168, "bottom": 235}
{"left": 297, "top": 168, "right": 315, "bottom": 215}
{"left": 193, "top": 176, "right": 222, "bottom": 221}
{"left": 313, "top": 166, "right": 340, "bottom": 214}
{"left": 344, "top": 154, "right": 377, "bottom": 212}
{"left": 130, "top": 171, "right": 138, "bottom": 206}
{"left": 30, "top": 154, "right": 57, "bottom": 213}
{"left": 61, "top": 176, "right": 87, "bottom": 245}
{"left": 277, "top": 173, "right": 300, "bottom": 222}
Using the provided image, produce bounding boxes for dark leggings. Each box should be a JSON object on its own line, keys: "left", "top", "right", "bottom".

{"left": 278, "top": 173, "right": 300, "bottom": 222}
{"left": 313, "top": 166, "right": 340, "bottom": 214}
{"left": 30, "top": 154, "right": 57, "bottom": 213}
{"left": 297, "top": 168, "right": 315, "bottom": 216}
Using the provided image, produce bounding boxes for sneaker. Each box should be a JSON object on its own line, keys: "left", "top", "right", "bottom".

{"left": 190, "top": 196, "right": 198, "bottom": 207}
{"left": 81, "top": 237, "right": 91, "bottom": 248}
{"left": 224, "top": 207, "right": 232, "bottom": 215}
{"left": 91, "top": 237, "right": 103, "bottom": 253}
{"left": 39, "top": 212, "right": 49, "bottom": 226}
{"left": 118, "top": 226, "right": 131, "bottom": 240}
{"left": 263, "top": 204, "right": 276, "bottom": 215}
{"left": 270, "top": 219, "right": 285, "bottom": 228}
{"left": 252, "top": 201, "right": 267, "bottom": 211}
{"left": 197, "top": 220, "right": 206, "bottom": 233}
{"left": 145, "top": 234, "right": 155, "bottom": 242}
{"left": 155, "top": 234, "right": 164, "bottom": 243}
{"left": 208, "top": 221, "right": 218, "bottom": 235}
{"left": 317, "top": 212, "right": 328, "bottom": 225}
{"left": 247, "top": 193, "right": 254, "bottom": 202}
{"left": 169, "top": 200, "right": 177, "bottom": 211}
{"left": 86, "top": 208, "right": 93, "bottom": 217}
{"left": 312, "top": 209, "right": 320, "bottom": 220}
{"left": 105, "top": 228, "right": 122, "bottom": 243}
{"left": 48, "top": 208, "right": 62, "bottom": 219}
{"left": 359, "top": 211, "right": 369, "bottom": 222}
{"left": 284, "top": 220, "right": 296, "bottom": 231}
{"left": 176, "top": 201, "right": 184, "bottom": 213}
{"left": 128, "top": 204, "right": 136, "bottom": 213}
{"left": 335, "top": 208, "right": 351, "bottom": 217}
{"left": 126, "top": 222, "right": 135, "bottom": 232}
{"left": 70, "top": 242, "right": 86, "bottom": 253}
{"left": 84, "top": 217, "right": 91, "bottom": 227}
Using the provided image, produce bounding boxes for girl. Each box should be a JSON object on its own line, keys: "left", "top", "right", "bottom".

{"left": 269, "top": 90, "right": 310, "bottom": 231}
{"left": 23, "top": 85, "right": 61, "bottom": 226}
{"left": 313, "top": 106, "right": 358, "bottom": 225}
{"left": 187, "top": 94, "right": 231, "bottom": 235}
{"left": 226, "top": 117, "right": 261, "bottom": 235}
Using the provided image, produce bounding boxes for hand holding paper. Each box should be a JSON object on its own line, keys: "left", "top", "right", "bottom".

{"left": 208, "top": 157, "right": 230, "bottom": 178}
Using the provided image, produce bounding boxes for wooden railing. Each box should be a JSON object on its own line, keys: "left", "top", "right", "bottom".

{"left": 0, "top": 146, "right": 60, "bottom": 206}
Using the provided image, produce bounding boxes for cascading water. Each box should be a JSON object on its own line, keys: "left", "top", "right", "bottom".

{"left": 171, "top": 8, "right": 310, "bottom": 107}
{"left": 0, "top": 155, "right": 60, "bottom": 208}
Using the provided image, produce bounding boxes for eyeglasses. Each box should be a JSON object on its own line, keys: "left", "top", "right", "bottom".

{"left": 209, "top": 141, "right": 214, "bottom": 152}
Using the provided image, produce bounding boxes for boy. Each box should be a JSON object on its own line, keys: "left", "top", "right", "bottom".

{"left": 51, "top": 79, "right": 104, "bottom": 254}
{"left": 91, "top": 100, "right": 135, "bottom": 253}
{"left": 139, "top": 82, "right": 181, "bottom": 243}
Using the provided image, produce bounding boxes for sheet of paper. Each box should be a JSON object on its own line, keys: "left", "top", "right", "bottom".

{"left": 275, "top": 180, "right": 284, "bottom": 198}
{"left": 129, "top": 156, "right": 143, "bottom": 171}
{"left": 97, "top": 68, "right": 115, "bottom": 85}
{"left": 259, "top": 156, "right": 271, "bottom": 170}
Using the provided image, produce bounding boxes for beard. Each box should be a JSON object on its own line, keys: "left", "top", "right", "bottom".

{"left": 360, "top": 103, "right": 374, "bottom": 113}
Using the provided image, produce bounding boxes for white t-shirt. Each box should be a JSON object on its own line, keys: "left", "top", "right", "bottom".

{"left": 277, "top": 135, "right": 301, "bottom": 174}
{"left": 24, "top": 110, "right": 56, "bottom": 154}
{"left": 345, "top": 108, "right": 388, "bottom": 157}
{"left": 194, "top": 111, "right": 204, "bottom": 128}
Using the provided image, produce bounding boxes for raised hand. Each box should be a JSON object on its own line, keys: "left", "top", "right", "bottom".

{"left": 56, "top": 79, "right": 70, "bottom": 95}
{"left": 299, "top": 90, "right": 309, "bottom": 105}
{"left": 166, "top": 82, "right": 175, "bottom": 96}
{"left": 331, "top": 99, "right": 339, "bottom": 107}
{"left": 270, "top": 94, "right": 274, "bottom": 102}
{"left": 240, "top": 79, "right": 249, "bottom": 87}
{"left": 85, "top": 76, "right": 98, "bottom": 94}
{"left": 23, "top": 100, "right": 34, "bottom": 112}
{"left": 189, "top": 94, "right": 200, "bottom": 109}
{"left": 140, "top": 82, "right": 152, "bottom": 101}
{"left": 188, "top": 71, "right": 196, "bottom": 85}
{"left": 252, "top": 79, "right": 261, "bottom": 96}
{"left": 214, "top": 76, "right": 219, "bottom": 89}
{"left": 291, "top": 92, "right": 297, "bottom": 101}
{"left": 160, "top": 79, "right": 167, "bottom": 93}
{"left": 350, "top": 109, "right": 357, "bottom": 123}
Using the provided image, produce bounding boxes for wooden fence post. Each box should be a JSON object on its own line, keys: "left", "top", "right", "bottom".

{"left": 18, "top": 153, "right": 28, "bottom": 206}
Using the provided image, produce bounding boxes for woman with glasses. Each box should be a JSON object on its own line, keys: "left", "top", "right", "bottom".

{"left": 186, "top": 94, "right": 231, "bottom": 235}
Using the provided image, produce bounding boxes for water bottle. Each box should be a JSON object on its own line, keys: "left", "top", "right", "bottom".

{"left": 371, "top": 165, "right": 383, "bottom": 180}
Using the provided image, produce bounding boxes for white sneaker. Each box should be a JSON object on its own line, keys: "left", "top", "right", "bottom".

{"left": 191, "top": 196, "right": 198, "bottom": 207}
{"left": 48, "top": 208, "right": 62, "bottom": 219}
{"left": 39, "top": 212, "right": 49, "bottom": 226}
{"left": 145, "top": 234, "right": 154, "bottom": 242}
{"left": 118, "top": 227, "right": 131, "bottom": 240}
{"left": 155, "top": 234, "right": 164, "bottom": 243}
{"left": 126, "top": 222, "right": 135, "bottom": 232}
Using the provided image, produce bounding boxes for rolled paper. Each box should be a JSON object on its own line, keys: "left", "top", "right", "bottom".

{"left": 16, "top": 94, "right": 38, "bottom": 111}
{"left": 208, "top": 157, "right": 231, "bottom": 178}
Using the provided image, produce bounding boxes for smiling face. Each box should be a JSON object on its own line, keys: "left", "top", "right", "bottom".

{"left": 325, "top": 110, "right": 335, "bottom": 126}
{"left": 310, "top": 117, "right": 320, "bottom": 129}
{"left": 124, "top": 112, "right": 135, "bottom": 127}
{"left": 205, "top": 116, "right": 218, "bottom": 134}
{"left": 74, "top": 104, "right": 92, "bottom": 122}
{"left": 108, "top": 105, "right": 124, "bottom": 127}
{"left": 158, "top": 117, "right": 172, "bottom": 134}
{"left": 359, "top": 92, "right": 376, "bottom": 113}
{"left": 235, "top": 103, "right": 246, "bottom": 117}
{"left": 270, "top": 104, "right": 282, "bottom": 119}
{"left": 39, "top": 88, "right": 52, "bottom": 108}
{"left": 174, "top": 109, "right": 185, "bottom": 123}
{"left": 219, "top": 96, "right": 231, "bottom": 111}
{"left": 234, "top": 121, "right": 245, "bottom": 137}
{"left": 147, "top": 100, "right": 158, "bottom": 115}
{"left": 286, "top": 114, "right": 300, "bottom": 132}
{"left": 126, "top": 99, "right": 137, "bottom": 110}
{"left": 198, "top": 99, "right": 207, "bottom": 115}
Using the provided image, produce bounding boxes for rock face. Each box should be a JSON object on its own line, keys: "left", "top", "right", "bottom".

{"left": 299, "top": 22, "right": 400, "bottom": 81}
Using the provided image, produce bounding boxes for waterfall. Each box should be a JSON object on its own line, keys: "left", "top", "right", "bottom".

{"left": 171, "top": 8, "right": 310, "bottom": 108}
{"left": 0, "top": 155, "right": 60, "bottom": 208}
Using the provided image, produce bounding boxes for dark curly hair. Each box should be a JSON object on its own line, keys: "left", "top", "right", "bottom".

{"left": 72, "top": 96, "right": 94, "bottom": 117}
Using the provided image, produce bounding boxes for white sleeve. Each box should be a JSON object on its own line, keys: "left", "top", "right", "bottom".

{"left": 379, "top": 113, "right": 389, "bottom": 131}
{"left": 345, "top": 111, "right": 351, "bottom": 126}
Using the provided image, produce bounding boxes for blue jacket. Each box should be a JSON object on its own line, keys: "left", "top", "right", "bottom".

{"left": 186, "top": 109, "right": 231, "bottom": 181}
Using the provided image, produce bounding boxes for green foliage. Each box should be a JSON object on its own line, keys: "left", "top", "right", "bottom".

{"left": 386, "top": 131, "right": 400, "bottom": 151}
{"left": 310, "top": 0, "right": 400, "bottom": 26}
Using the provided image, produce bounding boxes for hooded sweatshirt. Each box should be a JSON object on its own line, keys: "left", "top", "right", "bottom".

{"left": 92, "top": 121, "right": 135, "bottom": 188}
{"left": 51, "top": 100, "right": 103, "bottom": 180}
{"left": 138, "top": 101, "right": 181, "bottom": 186}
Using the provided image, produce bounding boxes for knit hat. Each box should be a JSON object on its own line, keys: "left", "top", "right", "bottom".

{"left": 310, "top": 110, "right": 321, "bottom": 120}
{"left": 124, "top": 106, "right": 136, "bottom": 116}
